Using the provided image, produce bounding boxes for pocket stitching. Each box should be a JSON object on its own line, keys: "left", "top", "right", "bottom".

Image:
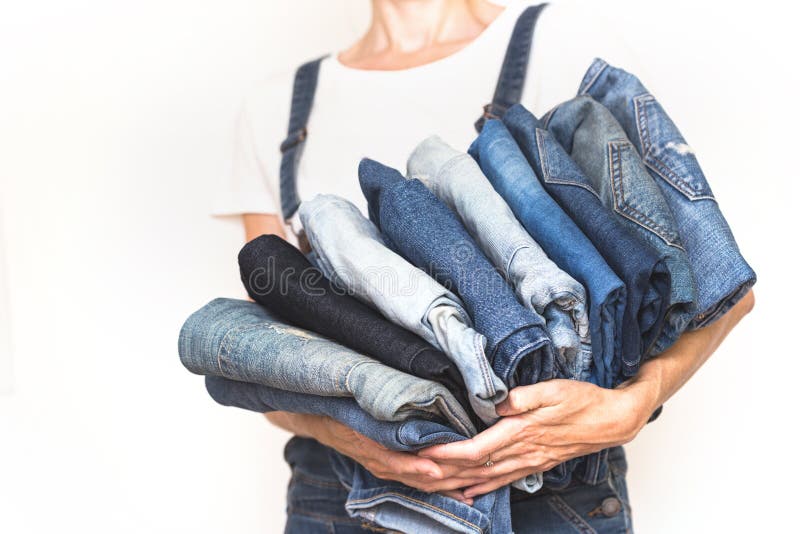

{"left": 546, "top": 495, "right": 597, "bottom": 534}
{"left": 536, "top": 129, "right": 603, "bottom": 202}
{"left": 608, "top": 140, "right": 683, "bottom": 249}
{"left": 634, "top": 93, "right": 716, "bottom": 202}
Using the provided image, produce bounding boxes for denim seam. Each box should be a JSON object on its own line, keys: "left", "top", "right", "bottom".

{"left": 216, "top": 321, "right": 275, "bottom": 378}
{"left": 416, "top": 395, "right": 473, "bottom": 436}
{"left": 633, "top": 93, "right": 716, "bottom": 202}
{"left": 536, "top": 129, "right": 603, "bottom": 202}
{"left": 504, "top": 337, "right": 551, "bottom": 384}
{"left": 346, "top": 492, "right": 483, "bottom": 533}
{"left": 546, "top": 495, "right": 597, "bottom": 534}
{"left": 577, "top": 59, "right": 608, "bottom": 96}
{"left": 343, "top": 360, "right": 374, "bottom": 397}
{"left": 471, "top": 332, "right": 497, "bottom": 398}
{"left": 607, "top": 140, "right": 685, "bottom": 250}
{"left": 505, "top": 243, "right": 532, "bottom": 281}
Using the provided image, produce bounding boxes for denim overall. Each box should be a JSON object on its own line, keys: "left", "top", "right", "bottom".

{"left": 277, "top": 5, "right": 631, "bottom": 533}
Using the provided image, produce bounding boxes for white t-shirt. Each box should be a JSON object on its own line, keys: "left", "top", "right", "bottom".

{"left": 213, "top": 0, "right": 637, "bottom": 230}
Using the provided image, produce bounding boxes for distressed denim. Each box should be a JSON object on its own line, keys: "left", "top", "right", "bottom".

{"left": 408, "top": 136, "right": 591, "bottom": 379}
{"left": 578, "top": 58, "right": 756, "bottom": 329}
{"left": 503, "top": 104, "right": 672, "bottom": 379}
{"left": 238, "top": 235, "right": 474, "bottom": 418}
{"left": 299, "top": 194, "right": 507, "bottom": 424}
{"left": 206, "top": 376, "right": 511, "bottom": 533}
{"left": 546, "top": 95, "right": 697, "bottom": 357}
{"left": 178, "top": 298, "right": 476, "bottom": 435}
{"left": 360, "top": 158, "right": 555, "bottom": 389}
{"left": 468, "top": 120, "right": 626, "bottom": 389}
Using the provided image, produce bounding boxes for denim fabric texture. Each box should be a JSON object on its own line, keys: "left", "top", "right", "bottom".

{"left": 179, "top": 298, "right": 476, "bottom": 435}
{"left": 281, "top": 437, "right": 631, "bottom": 534}
{"left": 205, "top": 376, "right": 471, "bottom": 450}
{"left": 332, "top": 453, "right": 512, "bottom": 534}
{"left": 299, "top": 195, "right": 507, "bottom": 424}
{"left": 578, "top": 58, "right": 756, "bottom": 329}
{"left": 511, "top": 446, "right": 632, "bottom": 533}
{"left": 206, "top": 376, "right": 510, "bottom": 533}
{"left": 238, "top": 234, "right": 474, "bottom": 418}
{"left": 408, "top": 136, "right": 591, "bottom": 378}
{"left": 359, "top": 158, "right": 555, "bottom": 389}
{"left": 503, "top": 104, "right": 672, "bottom": 380}
{"left": 468, "top": 120, "right": 626, "bottom": 389}
{"left": 546, "top": 95, "right": 697, "bottom": 358}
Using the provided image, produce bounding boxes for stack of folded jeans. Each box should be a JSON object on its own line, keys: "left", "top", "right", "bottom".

{"left": 178, "top": 59, "right": 755, "bottom": 533}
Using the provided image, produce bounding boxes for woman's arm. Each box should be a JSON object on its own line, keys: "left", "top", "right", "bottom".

{"left": 418, "top": 290, "right": 755, "bottom": 497}
{"left": 243, "top": 213, "right": 286, "bottom": 242}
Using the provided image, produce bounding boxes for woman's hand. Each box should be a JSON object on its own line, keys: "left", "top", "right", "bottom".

{"left": 271, "top": 412, "right": 490, "bottom": 504}
{"left": 418, "top": 379, "right": 658, "bottom": 498}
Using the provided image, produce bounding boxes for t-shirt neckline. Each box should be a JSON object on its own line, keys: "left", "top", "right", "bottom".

{"left": 328, "top": 1, "right": 525, "bottom": 77}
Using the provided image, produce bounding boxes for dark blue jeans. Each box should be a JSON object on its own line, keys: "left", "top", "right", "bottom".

{"left": 283, "top": 438, "right": 633, "bottom": 533}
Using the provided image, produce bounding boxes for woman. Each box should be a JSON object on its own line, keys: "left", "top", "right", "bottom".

{"left": 215, "top": 0, "right": 755, "bottom": 531}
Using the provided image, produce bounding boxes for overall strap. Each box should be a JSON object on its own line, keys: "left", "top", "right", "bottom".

{"left": 475, "top": 3, "right": 547, "bottom": 132}
{"left": 279, "top": 55, "right": 327, "bottom": 222}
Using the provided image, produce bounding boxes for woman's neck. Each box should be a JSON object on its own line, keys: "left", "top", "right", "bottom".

{"left": 338, "top": 0, "right": 504, "bottom": 71}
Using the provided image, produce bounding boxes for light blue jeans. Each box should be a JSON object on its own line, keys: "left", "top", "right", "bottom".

{"left": 408, "top": 135, "right": 590, "bottom": 376}
{"left": 299, "top": 195, "right": 507, "bottom": 424}
{"left": 179, "top": 298, "right": 476, "bottom": 435}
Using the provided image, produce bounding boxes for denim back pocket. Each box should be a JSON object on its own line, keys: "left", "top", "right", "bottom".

{"left": 608, "top": 139, "right": 683, "bottom": 249}
{"left": 536, "top": 128, "right": 602, "bottom": 200}
{"left": 634, "top": 93, "right": 716, "bottom": 201}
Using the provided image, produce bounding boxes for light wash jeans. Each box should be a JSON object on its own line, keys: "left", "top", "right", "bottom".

{"left": 179, "top": 298, "right": 476, "bottom": 435}
{"left": 299, "top": 195, "right": 507, "bottom": 424}
{"left": 408, "top": 135, "right": 590, "bottom": 376}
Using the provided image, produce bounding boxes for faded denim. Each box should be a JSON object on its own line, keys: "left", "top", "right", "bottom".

{"left": 408, "top": 136, "right": 591, "bottom": 378}
{"left": 578, "top": 58, "right": 756, "bottom": 329}
{"left": 178, "top": 298, "right": 476, "bottom": 435}
{"left": 468, "top": 120, "right": 626, "bottom": 389}
{"left": 239, "top": 235, "right": 472, "bottom": 415}
{"left": 332, "top": 453, "right": 512, "bottom": 534}
{"left": 299, "top": 195, "right": 507, "bottom": 424}
{"left": 503, "top": 104, "right": 672, "bottom": 378}
{"left": 205, "top": 376, "right": 471, "bottom": 450}
{"left": 359, "top": 158, "right": 555, "bottom": 388}
{"left": 546, "top": 95, "right": 697, "bottom": 356}
{"left": 205, "top": 378, "right": 511, "bottom": 533}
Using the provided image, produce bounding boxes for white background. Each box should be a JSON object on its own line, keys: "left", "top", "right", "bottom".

{"left": 0, "top": 1, "right": 797, "bottom": 532}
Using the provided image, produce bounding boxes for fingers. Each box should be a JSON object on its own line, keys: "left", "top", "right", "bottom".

{"left": 451, "top": 455, "right": 530, "bottom": 480}
{"left": 440, "top": 489, "right": 473, "bottom": 506}
{"left": 496, "top": 380, "right": 566, "bottom": 416}
{"left": 463, "top": 467, "right": 539, "bottom": 498}
{"left": 418, "top": 418, "right": 520, "bottom": 466}
{"left": 385, "top": 451, "right": 444, "bottom": 479}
